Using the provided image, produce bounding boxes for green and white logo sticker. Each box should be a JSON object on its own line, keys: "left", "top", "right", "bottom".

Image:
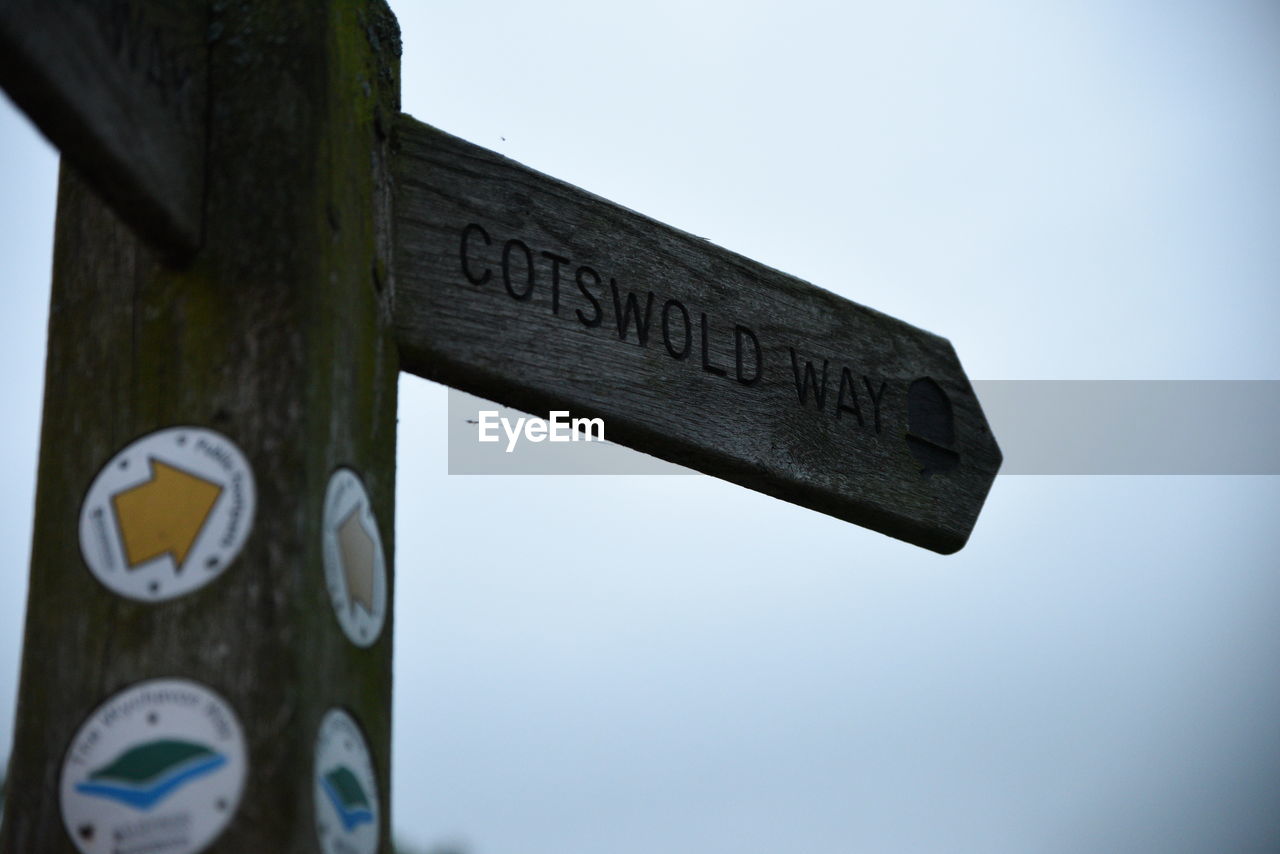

{"left": 79, "top": 426, "right": 255, "bottom": 601}
{"left": 60, "top": 678, "right": 247, "bottom": 854}
{"left": 314, "top": 708, "right": 380, "bottom": 854}
{"left": 322, "top": 468, "right": 387, "bottom": 647}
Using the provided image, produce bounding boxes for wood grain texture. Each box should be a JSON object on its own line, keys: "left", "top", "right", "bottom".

{"left": 393, "top": 118, "right": 1001, "bottom": 553}
{"left": 0, "top": 1, "right": 401, "bottom": 850}
{"left": 0, "top": 0, "right": 206, "bottom": 259}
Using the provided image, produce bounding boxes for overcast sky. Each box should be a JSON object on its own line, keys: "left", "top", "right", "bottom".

{"left": 3, "top": 1, "right": 1279, "bottom": 852}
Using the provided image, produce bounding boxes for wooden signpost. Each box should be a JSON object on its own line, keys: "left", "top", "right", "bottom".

{"left": 394, "top": 119, "right": 1000, "bottom": 554}
{"left": 1, "top": 1, "right": 399, "bottom": 851}
{"left": 0, "top": 0, "right": 1001, "bottom": 850}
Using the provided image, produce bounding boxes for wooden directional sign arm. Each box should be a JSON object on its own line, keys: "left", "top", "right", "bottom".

{"left": 0, "top": 0, "right": 207, "bottom": 259}
{"left": 392, "top": 117, "right": 1001, "bottom": 553}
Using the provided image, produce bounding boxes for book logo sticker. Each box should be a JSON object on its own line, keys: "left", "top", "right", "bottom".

{"left": 60, "top": 678, "right": 247, "bottom": 854}
{"left": 322, "top": 468, "right": 387, "bottom": 647}
{"left": 314, "top": 708, "right": 380, "bottom": 854}
{"left": 79, "top": 426, "right": 255, "bottom": 601}
{"left": 75, "top": 739, "right": 226, "bottom": 809}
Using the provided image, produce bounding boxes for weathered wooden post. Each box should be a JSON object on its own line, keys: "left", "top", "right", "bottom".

{"left": 0, "top": 1, "right": 401, "bottom": 851}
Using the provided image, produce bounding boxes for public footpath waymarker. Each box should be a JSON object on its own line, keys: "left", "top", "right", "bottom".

{"left": 0, "top": 0, "right": 1000, "bottom": 850}
{"left": 394, "top": 120, "right": 1001, "bottom": 554}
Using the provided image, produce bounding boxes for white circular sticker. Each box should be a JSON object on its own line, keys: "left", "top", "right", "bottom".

{"left": 314, "top": 708, "right": 380, "bottom": 854}
{"left": 322, "top": 468, "right": 387, "bottom": 647}
{"left": 60, "top": 678, "right": 247, "bottom": 854}
{"left": 79, "top": 426, "right": 256, "bottom": 602}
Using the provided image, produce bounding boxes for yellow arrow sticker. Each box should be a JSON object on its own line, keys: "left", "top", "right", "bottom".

{"left": 79, "top": 427, "right": 256, "bottom": 602}
{"left": 112, "top": 460, "right": 222, "bottom": 571}
{"left": 323, "top": 468, "right": 386, "bottom": 647}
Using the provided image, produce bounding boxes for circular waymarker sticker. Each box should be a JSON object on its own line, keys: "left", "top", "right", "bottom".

{"left": 60, "top": 678, "right": 247, "bottom": 854}
{"left": 314, "top": 708, "right": 380, "bottom": 854}
{"left": 79, "top": 426, "right": 256, "bottom": 602}
{"left": 322, "top": 468, "right": 387, "bottom": 647}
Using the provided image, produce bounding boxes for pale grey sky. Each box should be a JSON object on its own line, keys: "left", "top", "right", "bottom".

{"left": 3, "top": 1, "right": 1279, "bottom": 852}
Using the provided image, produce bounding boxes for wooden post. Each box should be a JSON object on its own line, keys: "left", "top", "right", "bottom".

{"left": 0, "top": 1, "right": 401, "bottom": 851}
